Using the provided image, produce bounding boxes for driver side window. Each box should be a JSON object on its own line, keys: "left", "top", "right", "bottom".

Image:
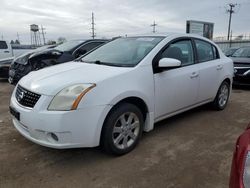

{"left": 75, "top": 42, "right": 104, "bottom": 57}
{"left": 161, "top": 40, "right": 194, "bottom": 66}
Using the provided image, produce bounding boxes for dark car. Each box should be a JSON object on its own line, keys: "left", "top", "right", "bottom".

{"left": 9, "top": 39, "right": 108, "bottom": 84}
{"left": 224, "top": 47, "right": 239, "bottom": 57}
{"left": 8, "top": 44, "right": 56, "bottom": 83}
{"left": 229, "top": 122, "right": 250, "bottom": 188}
{"left": 231, "top": 46, "right": 250, "bottom": 86}
{"left": 0, "top": 57, "right": 14, "bottom": 78}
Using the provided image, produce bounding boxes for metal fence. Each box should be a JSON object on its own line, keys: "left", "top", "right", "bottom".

{"left": 214, "top": 36, "right": 250, "bottom": 52}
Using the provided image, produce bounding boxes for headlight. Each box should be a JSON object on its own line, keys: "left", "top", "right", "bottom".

{"left": 48, "top": 84, "right": 96, "bottom": 111}
{"left": 243, "top": 151, "right": 250, "bottom": 188}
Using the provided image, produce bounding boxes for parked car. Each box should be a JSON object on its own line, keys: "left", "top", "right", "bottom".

{"left": 229, "top": 122, "right": 250, "bottom": 188}
{"left": 9, "top": 34, "right": 233, "bottom": 155}
{"left": 9, "top": 39, "right": 108, "bottom": 85}
{"left": 0, "top": 57, "right": 14, "bottom": 78}
{"left": 224, "top": 47, "right": 239, "bottom": 57}
{"left": 8, "top": 45, "right": 56, "bottom": 84}
{"left": 231, "top": 46, "right": 250, "bottom": 86}
{"left": 0, "top": 40, "right": 13, "bottom": 60}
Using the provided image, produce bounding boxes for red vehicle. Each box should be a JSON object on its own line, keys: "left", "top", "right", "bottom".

{"left": 230, "top": 123, "right": 250, "bottom": 188}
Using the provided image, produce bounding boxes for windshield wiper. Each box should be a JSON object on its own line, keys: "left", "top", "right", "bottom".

{"left": 80, "top": 60, "right": 133, "bottom": 67}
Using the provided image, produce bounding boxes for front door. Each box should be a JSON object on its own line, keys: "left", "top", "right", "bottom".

{"left": 154, "top": 39, "right": 199, "bottom": 120}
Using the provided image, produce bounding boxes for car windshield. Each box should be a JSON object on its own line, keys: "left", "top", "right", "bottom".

{"left": 81, "top": 37, "right": 164, "bottom": 67}
{"left": 232, "top": 47, "right": 250, "bottom": 58}
{"left": 55, "top": 40, "right": 84, "bottom": 52}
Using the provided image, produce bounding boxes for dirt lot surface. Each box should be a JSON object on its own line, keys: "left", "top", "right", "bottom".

{"left": 0, "top": 79, "right": 249, "bottom": 188}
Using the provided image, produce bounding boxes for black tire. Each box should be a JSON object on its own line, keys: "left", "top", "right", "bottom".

{"left": 212, "top": 81, "right": 230, "bottom": 110}
{"left": 101, "top": 103, "right": 144, "bottom": 155}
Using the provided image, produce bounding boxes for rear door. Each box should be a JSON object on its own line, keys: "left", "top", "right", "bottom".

{"left": 194, "top": 39, "right": 222, "bottom": 102}
{"left": 154, "top": 39, "right": 199, "bottom": 120}
{"left": 0, "top": 41, "right": 12, "bottom": 59}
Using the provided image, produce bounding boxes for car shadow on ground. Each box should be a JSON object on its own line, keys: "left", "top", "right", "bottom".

{"left": 0, "top": 78, "right": 8, "bottom": 83}
{"left": 233, "top": 85, "right": 250, "bottom": 90}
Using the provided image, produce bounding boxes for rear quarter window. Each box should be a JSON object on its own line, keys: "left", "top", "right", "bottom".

{"left": 0, "top": 41, "right": 8, "bottom": 49}
{"left": 212, "top": 45, "right": 220, "bottom": 59}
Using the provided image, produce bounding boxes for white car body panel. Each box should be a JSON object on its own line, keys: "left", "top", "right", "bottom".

{"left": 0, "top": 40, "right": 13, "bottom": 60}
{"left": 154, "top": 63, "right": 199, "bottom": 120}
{"left": 10, "top": 33, "right": 234, "bottom": 149}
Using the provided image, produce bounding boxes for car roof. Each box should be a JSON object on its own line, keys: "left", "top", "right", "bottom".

{"left": 70, "top": 39, "right": 109, "bottom": 42}
{"left": 126, "top": 33, "right": 212, "bottom": 40}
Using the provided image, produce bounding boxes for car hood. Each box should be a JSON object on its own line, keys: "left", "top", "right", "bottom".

{"left": 231, "top": 57, "right": 250, "bottom": 64}
{"left": 19, "top": 62, "right": 132, "bottom": 96}
{"left": 29, "top": 48, "right": 63, "bottom": 59}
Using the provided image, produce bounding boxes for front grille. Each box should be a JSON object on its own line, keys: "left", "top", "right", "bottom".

{"left": 234, "top": 62, "right": 250, "bottom": 67}
{"left": 15, "top": 85, "right": 41, "bottom": 108}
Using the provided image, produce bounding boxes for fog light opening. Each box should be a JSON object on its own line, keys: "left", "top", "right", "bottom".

{"left": 47, "top": 132, "right": 59, "bottom": 142}
{"left": 51, "top": 133, "right": 59, "bottom": 142}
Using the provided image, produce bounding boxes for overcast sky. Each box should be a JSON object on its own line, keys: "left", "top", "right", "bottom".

{"left": 0, "top": 0, "right": 250, "bottom": 44}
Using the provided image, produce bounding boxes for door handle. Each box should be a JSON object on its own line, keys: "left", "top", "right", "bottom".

{"left": 190, "top": 72, "right": 199, "bottom": 78}
{"left": 4, "top": 51, "right": 10, "bottom": 53}
{"left": 216, "top": 65, "right": 223, "bottom": 70}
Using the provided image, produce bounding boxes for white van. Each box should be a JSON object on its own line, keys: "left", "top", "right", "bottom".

{"left": 0, "top": 40, "right": 13, "bottom": 60}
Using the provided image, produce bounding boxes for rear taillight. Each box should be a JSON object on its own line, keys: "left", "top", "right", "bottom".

{"left": 243, "top": 151, "right": 250, "bottom": 188}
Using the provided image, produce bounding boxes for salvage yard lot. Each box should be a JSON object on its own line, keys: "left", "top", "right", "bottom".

{"left": 0, "top": 79, "right": 249, "bottom": 188}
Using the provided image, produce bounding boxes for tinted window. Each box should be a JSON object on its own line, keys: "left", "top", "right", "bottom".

{"left": 195, "top": 40, "right": 214, "bottom": 62}
{"left": 80, "top": 42, "right": 104, "bottom": 52}
{"left": 161, "top": 40, "right": 194, "bottom": 66}
{"left": 0, "top": 41, "right": 8, "bottom": 49}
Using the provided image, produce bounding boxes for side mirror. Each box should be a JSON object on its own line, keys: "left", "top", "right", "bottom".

{"left": 158, "top": 58, "right": 181, "bottom": 68}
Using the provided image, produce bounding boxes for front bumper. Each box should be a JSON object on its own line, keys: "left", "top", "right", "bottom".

{"left": 233, "top": 67, "right": 250, "bottom": 86}
{"left": 10, "top": 90, "right": 112, "bottom": 149}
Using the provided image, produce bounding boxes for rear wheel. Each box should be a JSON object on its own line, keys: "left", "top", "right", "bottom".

{"left": 212, "top": 81, "right": 230, "bottom": 110}
{"left": 101, "top": 103, "right": 144, "bottom": 155}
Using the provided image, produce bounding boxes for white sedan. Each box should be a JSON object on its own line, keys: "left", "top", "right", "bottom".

{"left": 10, "top": 33, "right": 234, "bottom": 155}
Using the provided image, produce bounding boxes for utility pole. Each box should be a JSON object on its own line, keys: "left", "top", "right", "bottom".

{"left": 41, "top": 25, "right": 46, "bottom": 45}
{"left": 91, "top": 12, "right": 96, "bottom": 39}
{"left": 151, "top": 21, "right": 157, "bottom": 33}
{"left": 17, "top": 32, "right": 20, "bottom": 42}
{"left": 226, "top": 3, "right": 238, "bottom": 40}
{"left": 1, "top": 35, "right": 3, "bottom": 40}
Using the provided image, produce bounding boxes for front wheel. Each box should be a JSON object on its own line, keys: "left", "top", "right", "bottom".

{"left": 212, "top": 81, "right": 230, "bottom": 110}
{"left": 101, "top": 103, "right": 144, "bottom": 155}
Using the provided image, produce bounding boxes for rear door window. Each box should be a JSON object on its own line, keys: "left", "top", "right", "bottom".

{"left": 195, "top": 39, "right": 215, "bottom": 62}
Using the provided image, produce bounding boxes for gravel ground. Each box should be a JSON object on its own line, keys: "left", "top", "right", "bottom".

{"left": 0, "top": 79, "right": 249, "bottom": 188}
